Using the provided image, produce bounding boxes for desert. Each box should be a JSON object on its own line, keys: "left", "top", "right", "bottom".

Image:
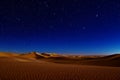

{"left": 0, "top": 52, "right": 120, "bottom": 80}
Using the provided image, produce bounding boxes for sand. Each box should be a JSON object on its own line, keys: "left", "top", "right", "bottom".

{"left": 0, "top": 52, "right": 120, "bottom": 80}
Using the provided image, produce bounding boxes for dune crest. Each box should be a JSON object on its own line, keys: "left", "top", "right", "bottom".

{"left": 0, "top": 52, "right": 120, "bottom": 67}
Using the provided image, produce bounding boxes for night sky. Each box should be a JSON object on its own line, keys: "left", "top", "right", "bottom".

{"left": 0, "top": 0, "right": 120, "bottom": 54}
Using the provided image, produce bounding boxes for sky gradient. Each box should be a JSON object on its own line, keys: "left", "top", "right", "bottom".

{"left": 0, "top": 0, "right": 120, "bottom": 54}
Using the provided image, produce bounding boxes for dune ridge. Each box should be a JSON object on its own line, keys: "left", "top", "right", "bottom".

{"left": 0, "top": 52, "right": 120, "bottom": 67}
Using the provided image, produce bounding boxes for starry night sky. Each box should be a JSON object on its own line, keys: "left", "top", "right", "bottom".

{"left": 0, "top": 0, "right": 120, "bottom": 54}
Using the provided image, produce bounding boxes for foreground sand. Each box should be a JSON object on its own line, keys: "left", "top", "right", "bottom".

{"left": 0, "top": 57, "right": 120, "bottom": 80}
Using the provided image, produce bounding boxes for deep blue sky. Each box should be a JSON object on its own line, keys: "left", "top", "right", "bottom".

{"left": 0, "top": 0, "right": 120, "bottom": 54}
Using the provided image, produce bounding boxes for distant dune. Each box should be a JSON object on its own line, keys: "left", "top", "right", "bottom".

{"left": 0, "top": 52, "right": 120, "bottom": 80}
{"left": 0, "top": 52, "right": 120, "bottom": 67}
{"left": 0, "top": 52, "right": 19, "bottom": 57}
{"left": 19, "top": 52, "right": 43, "bottom": 59}
{"left": 103, "top": 54, "right": 120, "bottom": 60}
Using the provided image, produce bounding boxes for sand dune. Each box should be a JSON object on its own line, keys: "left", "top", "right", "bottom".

{"left": 103, "top": 54, "right": 120, "bottom": 60}
{"left": 19, "top": 52, "right": 42, "bottom": 59}
{"left": 0, "top": 52, "right": 19, "bottom": 57}
{"left": 0, "top": 52, "right": 120, "bottom": 67}
{"left": 0, "top": 52, "right": 120, "bottom": 80}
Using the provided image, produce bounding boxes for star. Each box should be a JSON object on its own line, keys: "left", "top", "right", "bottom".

{"left": 53, "top": 12, "right": 56, "bottom": 16}
{"left": 45, "top": 3, "right": 49, "bottom": 8}
{"left": 38, "top": 1, "right": 42, "bottom": 6}
{"left": 16, "top": 17, "right": 21, "bottom": 21}
{"left": 96, "top": 5, "right": 101, "bottom": 9}
{"left": 82, "top": 26, "right": 86, "bottom": 30}
{"left": 61, "top": 7, "right": 65, "bottom": 11}
{"left": 43, "top": 1, "right": 47, "bottom": 4}
{"left": 43, "top": 1, "right": 49, "bottom": 8}
{"left": 60, "top": 18, "right": 63, "bottom": 23}
{"left": 96, "top": 13, "right": 99, "bottom": 18}
{"left": 96, "top": 5, "right": 101, "bottom": 18}
{"left": 69, "top": 23, "right": 73, "bottom": 27}
{"left": 49, "top": 25, "right": 54, "bottom": 29}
